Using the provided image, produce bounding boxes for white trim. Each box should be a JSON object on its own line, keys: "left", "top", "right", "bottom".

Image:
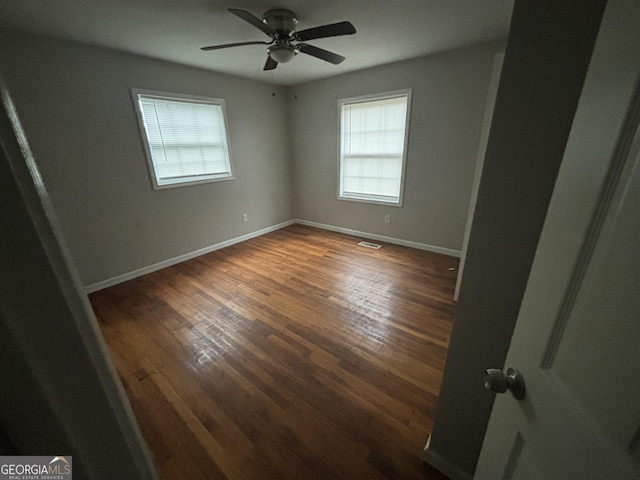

{"left": 85, "top": 220, "right": 295, "bottom": 293}
{"left": 337, "top": 89, "right": 412, "bottom": 207}
{"left": 130, "top": 88, "right": 235, "bottom": 191}
{"left": 295, "top": 219, "right": 461, "bottom": 257}
{"left": 86, "top": 218, "right": 459, "bottom": 293}
{"left": 423, "top": 440, "right": 473, "bottom": 480}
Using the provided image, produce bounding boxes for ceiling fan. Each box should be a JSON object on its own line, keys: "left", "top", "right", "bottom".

{"left": 201, "top": 8, "right": 356, "bottom": 71}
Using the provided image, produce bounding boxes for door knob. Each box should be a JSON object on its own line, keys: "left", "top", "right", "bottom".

{"left": 484, "top": 367, "right": 526, "bottom": 399}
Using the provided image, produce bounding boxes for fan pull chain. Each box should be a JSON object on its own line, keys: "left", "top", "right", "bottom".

{"left": 293, "top": 56, "right": 297, "bottom": 84}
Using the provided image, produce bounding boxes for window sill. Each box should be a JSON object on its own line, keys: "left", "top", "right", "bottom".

{"left": 338, "top": 194, "right": 403, "bottom": 207}
{"left": 152, "top": 174, "right": 235, "bottom": 190}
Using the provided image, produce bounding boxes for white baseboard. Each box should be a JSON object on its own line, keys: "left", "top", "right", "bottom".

{"left": 423, "top": 437, "right": 473, "bottom": 480}
{"left": 295, "top": 219, "right": 461, "bottom": 258}
{"left": 85, "top": 220, "right": 296, "bottom": 293}
{"left": 86, "top": 218, "right": 459, "bottom": 293}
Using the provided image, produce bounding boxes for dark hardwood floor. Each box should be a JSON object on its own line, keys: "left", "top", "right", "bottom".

{"left": 90, "top": 224, "right": 456, "bottom": 479}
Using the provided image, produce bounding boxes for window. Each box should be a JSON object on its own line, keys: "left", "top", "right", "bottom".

{"left": 132, "top": 89, "right": 234, "bottom": 189}
{"left": 338, "top": 90, "right": 411, "bottom": 206}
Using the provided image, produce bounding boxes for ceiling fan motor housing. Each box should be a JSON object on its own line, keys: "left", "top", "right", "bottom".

{"left": 263, "top": 9, "right": 298, "bottom": 36}
{"left": 263, "top": 9, "right": 299, "bottom": 63}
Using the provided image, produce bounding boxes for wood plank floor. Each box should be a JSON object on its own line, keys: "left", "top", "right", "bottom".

{"left": 90, "top": 224, "right": 457, "bottom": 479}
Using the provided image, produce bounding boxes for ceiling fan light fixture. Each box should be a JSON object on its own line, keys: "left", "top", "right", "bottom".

{"left": 268, "top": 44, "right": 297, "bottom": 64}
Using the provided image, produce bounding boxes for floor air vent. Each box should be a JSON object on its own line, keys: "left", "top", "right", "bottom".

{"left": 358, "top": 241, "right": 382, "bottom": 249}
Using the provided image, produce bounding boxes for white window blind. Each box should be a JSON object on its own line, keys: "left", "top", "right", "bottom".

{"left": 133, "top": 90, "right": 234, "bottom": 189}
{"left": 339, "top": 92, "right": 410, "bottom": 205}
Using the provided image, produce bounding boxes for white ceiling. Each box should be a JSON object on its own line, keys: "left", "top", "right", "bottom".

{"left": 0, "top": 0, "right": 514, "bottom": 86}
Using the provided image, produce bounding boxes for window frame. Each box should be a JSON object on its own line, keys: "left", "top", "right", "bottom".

{"left": 337, "top": 89, "right": 412, "bottom": 207}
{"left": 131, "top": 88, "right": 235, "bottom": 190}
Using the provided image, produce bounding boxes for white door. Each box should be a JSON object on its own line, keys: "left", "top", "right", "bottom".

{"left": 475, "top": 0, "right": 640, "bottom": 478}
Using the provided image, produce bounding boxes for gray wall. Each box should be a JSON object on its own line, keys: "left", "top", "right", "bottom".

{"left": 289, "top": 41, "right": 503, "bottom": 251}
{"left": 0, "top": 29, "right": 293, "bottom": 286}
{"left": 426, "top": 1, "right": 607, "bottom": 477}
{"left": 0, "top": 28, "right": 501, "bottom": 286}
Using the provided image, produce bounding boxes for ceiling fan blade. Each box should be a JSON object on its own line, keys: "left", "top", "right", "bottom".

{"left": 263, "top": 56, "right": 278, "bottom": 71}
{"left": 295, "top": 21, "right": 356, "bottom": 42}
{"left": 297, "top": 43, "right": 345, "bottom": 65}
{"left": 201, "top": 41, "right": 270, "bottom": 51}
{"left": 229, "top": 8, "right": 276, "bottom": 36}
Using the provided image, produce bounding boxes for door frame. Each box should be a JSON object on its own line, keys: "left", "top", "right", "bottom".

{"left": 0, "top": 78, "right": 158, "bottom": 478}
{"left": 454, "top": 51, "right": 505, "bottom": 301}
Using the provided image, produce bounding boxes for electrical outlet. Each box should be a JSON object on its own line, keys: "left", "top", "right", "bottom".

{"left": 242, "top": 213, "right": 248, "bottom": 222}
{"left": 384, "top": 214, "right": 390, "bottom": 224}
